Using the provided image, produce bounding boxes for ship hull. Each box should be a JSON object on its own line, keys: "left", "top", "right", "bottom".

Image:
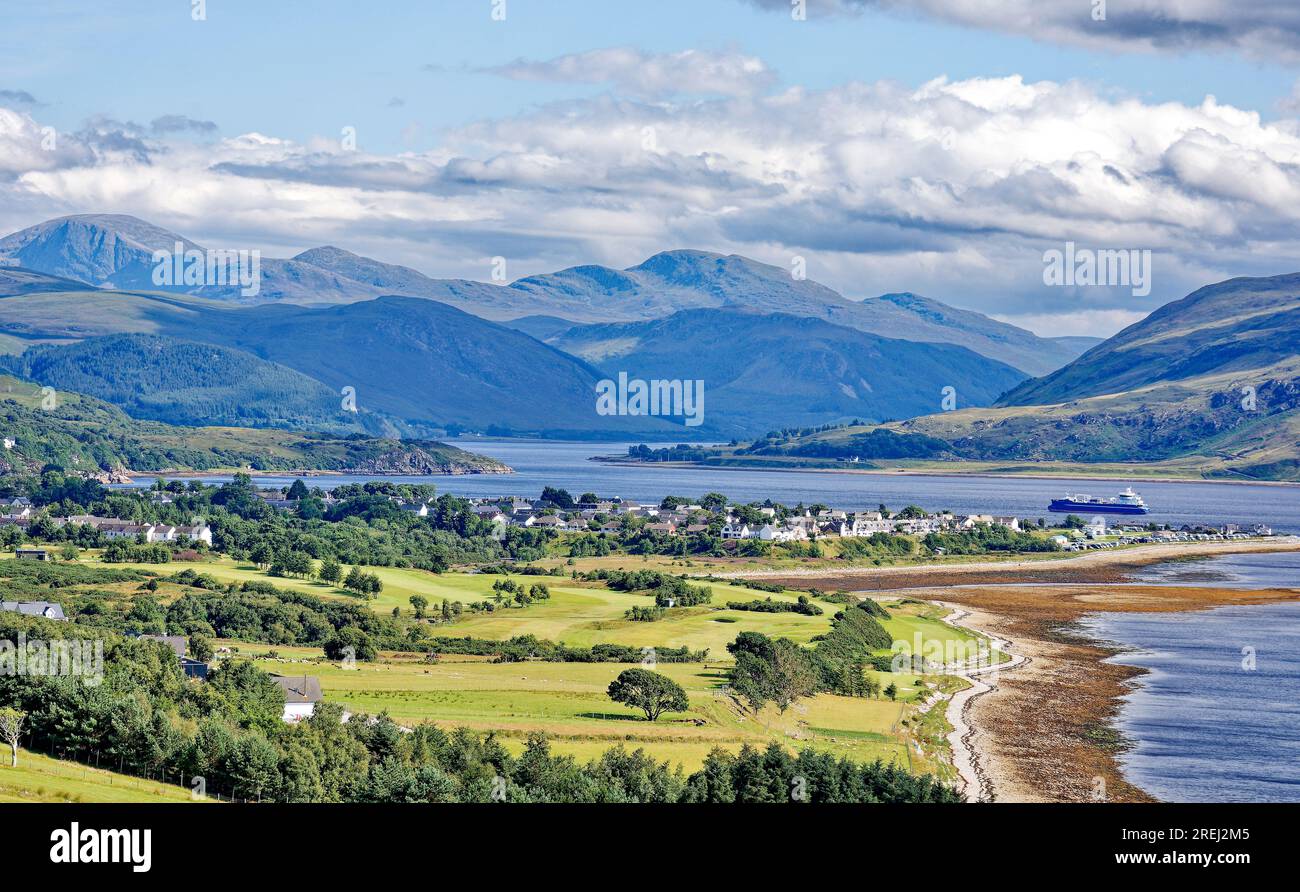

{"left": 1048, "top": 499, "right": 1149, "bottom": 515}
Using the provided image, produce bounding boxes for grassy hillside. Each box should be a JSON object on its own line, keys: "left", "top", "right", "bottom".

{"left": 692, "top": 360, "right": 1300, "bottom": 480}
{"left": 88, "top": 555, "right": 981, "bottom": 775}
{"left": 0, "top": 374, "right": 510, "bottom": 475}
{"left": 0, "top": 333, "right": 395, "bottom": 435}
{"left": 0, "top": 749, "right": 203, "bottom": 803}
{"left": 1000, "top": 273, "right": 1300, "bottom": 406}
{"left": 0, "top": 266, "right": 90, "bottom": 297}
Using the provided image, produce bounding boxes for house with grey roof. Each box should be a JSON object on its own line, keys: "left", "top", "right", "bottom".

{"left": 1, "top": 601, "right": 66, "bottom": 621}
{"left": 270, "top": 674, "right": 323, "bottom": 722}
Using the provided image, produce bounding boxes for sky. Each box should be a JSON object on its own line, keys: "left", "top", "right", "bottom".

{"left": 3, "top": 0, "right": 1300, "bottom": 337}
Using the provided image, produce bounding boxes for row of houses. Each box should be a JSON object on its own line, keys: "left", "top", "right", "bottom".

{"left": 0, "top": 503, "right": 213, "bottom": 545}
{"left": 718, "top": 511, "right": 1023, "bottom": 542}
{"left": 59, "top": 515, "right": 213, "bottom": 545}
{"left": 457, "top": 496, "right": 1027, "bottom": 541}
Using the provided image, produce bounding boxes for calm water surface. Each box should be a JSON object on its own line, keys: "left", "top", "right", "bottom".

{"left": 1080, "top": 592, "right": 1300, "bottom": 803}
{"left": 122, "top": 438, "right": 1300, "bottom": 533}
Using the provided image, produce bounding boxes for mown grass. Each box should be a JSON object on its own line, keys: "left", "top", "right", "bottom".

{"left": 71, "top": 555, "right": 988, "bottom": 778}
{"left": 244, "top": 650, "right": 934, "bottom": 773}
{"left": 0, "top": 749, "right": 207, "bottom": 803}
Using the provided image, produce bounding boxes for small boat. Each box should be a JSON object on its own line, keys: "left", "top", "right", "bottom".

{"left": 1048, "top": 487, "right": 1149, "bottom": 515}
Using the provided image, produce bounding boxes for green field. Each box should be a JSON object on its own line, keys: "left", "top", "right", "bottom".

{"left": 243, "top": 648, "right": 943, "bottom": 773}
{"left": 110, "top": 556, "right": 989, "bottom": 658}
{"left": 166, "top": 560, "right": 983, "bottom": 776}
{"left": 0, "top": 749, "right": 206, "bottom": 803}
{"left": 58, "top": 554, "right": 988, "bottom": 777}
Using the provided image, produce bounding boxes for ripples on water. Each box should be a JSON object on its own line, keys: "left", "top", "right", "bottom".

{"left": 1080, "top": 595, "right": 1300, "bottom": 803}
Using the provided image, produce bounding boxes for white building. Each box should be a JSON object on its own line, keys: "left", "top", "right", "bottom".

{"left": 270, "top": 675, "right": 323, "bottom": 722}
{"left": 721, "top": 522, "right": 754, "bottom": 540}
{"left": 756, "top": 523, "right": 807, "bottom": 542}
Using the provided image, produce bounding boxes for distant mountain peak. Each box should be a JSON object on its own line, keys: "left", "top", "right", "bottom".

{"left": 292, "top": 245, "right": 358, "bottom": 263}
{"left": 631, "top": 249, "right": 778, "bottom": 282}
{"left": 873, "top": 291, "right": 925, "bottom": 305}
{"left": 0, "top": 213, "right": 201, "bottom": 289}
{"left": 0, "top": 213, "right": 1098, "bottom": 374}
{"left": 12, "top": 213, "right": 196, "bottom": 248}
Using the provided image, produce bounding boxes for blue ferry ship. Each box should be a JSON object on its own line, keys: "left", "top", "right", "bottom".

{"left": 1048, "top": 487, "right": 1149, "bottom": 515}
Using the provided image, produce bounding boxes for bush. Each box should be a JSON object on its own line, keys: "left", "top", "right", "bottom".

{"left": 725, "top": 595, "right": 823, "bottom": 616}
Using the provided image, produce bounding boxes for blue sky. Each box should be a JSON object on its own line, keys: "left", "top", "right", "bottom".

{"left": 3, "top": 0, "right": 1300, "bottom": 337}
{"left": 5, "top": 0, "right": 1294, "bottom": 153}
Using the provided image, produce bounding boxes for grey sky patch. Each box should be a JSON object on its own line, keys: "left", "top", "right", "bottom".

{"left": 743, "top": 0, "right": 1300, "bottom": 62}
{"left": 0, "top": 89, "right": 38, "bottom": 105}
{"left": 74, "top": 117, "right": 154, "bottom": 163}
{"left": 150, "top": 114, "right": 218, "bottom": 136}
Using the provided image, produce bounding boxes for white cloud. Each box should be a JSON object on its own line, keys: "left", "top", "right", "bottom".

{"left": 994, "top": 309, "right": 1149, "bottom": 339}
{"left": 2, "top": 65, "right": 1300, "bottom": 336}
{"left": 485, "top": 47, "right": 776, "bottom": 98}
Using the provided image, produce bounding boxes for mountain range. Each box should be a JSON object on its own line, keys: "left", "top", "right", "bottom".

{"left": 0, "top": 213, "right": 1106, "bottom": 438}
{"left": 715, "top": 273, "right": 1300, "bottom": 480}
{"left": 0, "top": 214, "right": 1095, "bottom": 374}
{"left": 548, "top": 308, "right": 1027, "bottom": 433}
{"left": 0, "top": 292, "right": 672, "bottom": 437}
{"left": 0, "top": 213, "right": 1294, "bottom": 475}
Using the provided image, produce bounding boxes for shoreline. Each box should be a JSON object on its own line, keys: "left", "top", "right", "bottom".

{"left": 721, "top": 537, "right": 1300, "bottom": 588}
{"left": 752, "top": 541, "right": 1300, "bottom": 802}
{"left": 590, "top": 458, "right": 1300, "bottom": 487}
{"left": 911, "top": 583, "right": 1300, "bottom": 802}
{"left": 936, "top": 604, "right": 1028, "bottom": 802}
